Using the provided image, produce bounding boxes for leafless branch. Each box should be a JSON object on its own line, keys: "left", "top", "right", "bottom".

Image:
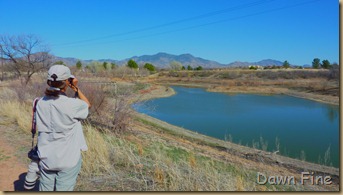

{"left": 0, "top": 34, "right": 52, "bottom": 84}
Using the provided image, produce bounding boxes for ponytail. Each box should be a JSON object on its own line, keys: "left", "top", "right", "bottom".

{"left": 45, "top": 80, "right": 66, "bottom": 97}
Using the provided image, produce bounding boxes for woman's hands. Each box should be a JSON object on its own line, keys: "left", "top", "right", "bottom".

{"left": 66, "top": 77, "right": 91, "bottom": 108}
{"left": 67, "top": 77, "right": 79, "bottom": 92}
{"left": 72, "top": 77, "right": 78, "bottom": 86}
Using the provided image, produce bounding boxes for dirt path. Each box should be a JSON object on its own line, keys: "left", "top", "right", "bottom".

{"left": 0, "top": 118, "right": 33, "bottom": 191}
{"left": 0, "top": 133, "right": 27, "bottom": 191}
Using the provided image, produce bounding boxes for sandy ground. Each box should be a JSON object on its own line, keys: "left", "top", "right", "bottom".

{"left": 0, "top": 123, "right": 28, "bottom": 191}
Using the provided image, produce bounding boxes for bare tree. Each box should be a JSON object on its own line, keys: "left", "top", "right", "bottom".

{"left": 0, "top": 49, "right": 4, "bottom": 81}
{"left": 0, "top": 34, "right": 52, "bottom": 84}
{"left": 170, "top": 61, "right": 183, "bottom": 71}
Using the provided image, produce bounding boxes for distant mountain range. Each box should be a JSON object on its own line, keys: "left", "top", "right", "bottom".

{"left": 127, "top": 52, "right": 225, "bottom": 68}
{"left": 53, "top": 52, "right": 287, "bottom": 69}
{"left": 227, "top": 59, "right": 284, "bottom": 67}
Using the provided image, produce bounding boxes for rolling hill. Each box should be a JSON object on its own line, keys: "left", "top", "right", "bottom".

{"left": 53, "top": 52, "right": 285, "bottom": 69}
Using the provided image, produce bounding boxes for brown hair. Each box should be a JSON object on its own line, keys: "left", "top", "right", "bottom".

{"left": 45, "top": 80, "right": 66, "bottom": 97}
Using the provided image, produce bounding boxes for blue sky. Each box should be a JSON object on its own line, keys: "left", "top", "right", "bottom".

{"left": 0, "top": 0, "right": 339, "bottom": 65}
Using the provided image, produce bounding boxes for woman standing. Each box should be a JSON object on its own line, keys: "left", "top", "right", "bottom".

{"left": 36, "top": 65, "right": 91, "bottom": 191}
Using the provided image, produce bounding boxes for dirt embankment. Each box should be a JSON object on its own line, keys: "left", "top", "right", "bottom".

{"left": 133, "top": 112, "right": 339, "bottom": 186}
{"left": 148, "top": 76, "right": 339, "bottom": 106}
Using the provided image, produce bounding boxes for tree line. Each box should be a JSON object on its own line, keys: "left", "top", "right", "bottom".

{"left": 0, "top": 34, "right": 339, "bottom": 84}
{"left": 312, "top": 58, "right": 335, "bottom": 69}
{"left": 284, "top": 59, "right": 336, "bottom": 69}
{"left": 74, "top": 59, "right": 204, "bottom": 73}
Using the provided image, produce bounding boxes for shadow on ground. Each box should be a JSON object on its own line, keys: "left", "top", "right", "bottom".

{"left": 13, "top": 172, "right": 39, "bottom": 191}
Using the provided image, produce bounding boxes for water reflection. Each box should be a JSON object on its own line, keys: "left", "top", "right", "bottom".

{"left": 325, "top": 105, "right": 339, "bottom": 122}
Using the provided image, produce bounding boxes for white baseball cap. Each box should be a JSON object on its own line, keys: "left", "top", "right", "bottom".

{"left": 47, "top": 65, "right": 75, "bottom": 81}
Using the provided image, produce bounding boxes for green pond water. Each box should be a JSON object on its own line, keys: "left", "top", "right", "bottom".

{"left": 133, "top": 86, "right": 339, "bottom": 167}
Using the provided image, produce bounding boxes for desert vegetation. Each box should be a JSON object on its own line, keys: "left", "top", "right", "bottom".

{"left": 153, "top": 68, "right": 339, "bottom": 106}
{"left": 0, "top": 68, "right": 339, "bottom": 191}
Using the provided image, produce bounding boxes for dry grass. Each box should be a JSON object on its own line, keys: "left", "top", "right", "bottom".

{"left": 153, "top": 69, "right": 339, "bottom": 105}
{"left": 72, "top": 123, "right": 254, "bottom": 191}
{"left": 104, "top": 139, "right": 240, "bottom": 191}
{"left": 0, "top": 100, "right": 31, "bottom": 133}
{"left": 81, "top": 124, "right": 113, "bottom": 177}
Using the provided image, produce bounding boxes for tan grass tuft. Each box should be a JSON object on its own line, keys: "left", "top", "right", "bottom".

{"left": 137, "top": 143, "right": 143, "bottom": 156}
{"left": 81, "top": 124, "right": 112, "bottom": 176}
{"left": 236, "top": 175, "right": 244, "bottom": 191}
{"left": 256, "top": 185, "right": 267, "bottom": 191}
{"left": 189, "top": 154, "right": 197, "bottom": 168}
{"left": 154, "top": 166, "right": 165, "bottom": 183}
{"left": 0, "top": 100, "right": 31, "bottom": 133}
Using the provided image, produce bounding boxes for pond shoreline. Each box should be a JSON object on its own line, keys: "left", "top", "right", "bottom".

{"left": 133, "top": 111, "right": 339, "bottom": 178}
{"left": 132, "top": 83, "right": 339, "bottom": 178}
{"left": 152, "top": 82, "right": 339, "bottom": 106}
